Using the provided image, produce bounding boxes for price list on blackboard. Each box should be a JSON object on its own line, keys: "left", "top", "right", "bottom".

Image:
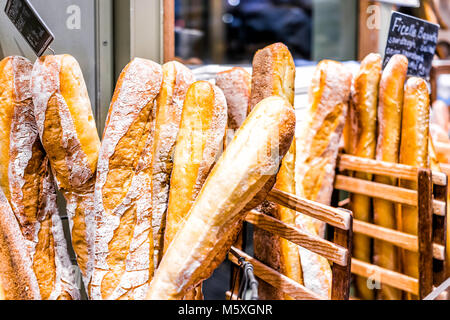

{"left": 383, "top": 11, "right": 439, "bottom": 78}
{"left": 4, "top": 0, "right": 54, "bottom": 57}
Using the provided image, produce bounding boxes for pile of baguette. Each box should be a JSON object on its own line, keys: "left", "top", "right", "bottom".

{"left": 0, "top": 42, "right": 380, "bottom": 300}
{"left": 344, "top": 53, "right": 450, "bottom": 300}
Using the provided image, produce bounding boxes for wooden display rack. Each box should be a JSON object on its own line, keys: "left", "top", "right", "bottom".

{"left": 226, "top": 189, "right": 353, "bottom": 300}
{"left": 334, "top": 154, "right": 448, "bottom": 299}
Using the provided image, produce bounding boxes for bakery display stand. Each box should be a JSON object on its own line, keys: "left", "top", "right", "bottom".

{"left": 227, "top": 189, "right": 353, "bottom": 300}
{"left": 334, "top": 154, "right": 448, "bottom": 299}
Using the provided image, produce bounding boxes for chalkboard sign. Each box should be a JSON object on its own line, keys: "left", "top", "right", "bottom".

{"left": 383, "top": 11, "right": 439, "bottom": 79}
{"left": 4, "top": 0, "right": 54, "bottom": 57}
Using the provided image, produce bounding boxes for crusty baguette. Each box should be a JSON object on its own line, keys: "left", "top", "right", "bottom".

{"left": 295, "top": 59, "right": 352, "bottom": 298}
{"left": 399, "top": 77, "right": 430, "bottom": 300}
{"left": 163, "top": 81, "right": 227, "bottom": 300}
{"left": 146, "top": 95, "right": 296, "bottom": 300}
{"left": 349, "top": 53, "right": 382, "bottom": 300}
{"left": 215, "top": 67, "right": 251, "bottom": 130}
{"left": 0, "top": 188, "right": 41, "bottom": 300}
{"left": 0, "top": 56, "right": 79, "bottom": 300}
{"left": 31, "top": 54, "right": 101, "bottom": 289}
{"left": 91, "top": 58, "right": 163, "bottom": 300}
{"left": 151, "top": 61, "right": 195, "bottom": 266}
{"left": 249, "top": 43, "right": 300, "bottom": 300}
{"left": 372, "top": 54, "right": 408, "bottom": 300}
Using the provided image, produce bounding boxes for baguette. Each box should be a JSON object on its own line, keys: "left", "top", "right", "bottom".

{"left": 372, "top": 54, "right": 408, "bottom": 300}
{"left": 0, "top": 188, "right": 41, "bottom": 299}
{"left": 295, "top": 59, "right": 352, "bottom": 298}
{"left": 146, "top": 95, "right": 296, "bottom": 300}
{"left": 250, "top": 43, "right": 301, "bottom": 300}
{"left": 91, "top": 58, "right": 163, "bottom": 300}
{"left": 349, "top": 53, "right": 382, "bottom": 300}
{"left": 151, "top": 61, "right": 195, "bottom": 266}
{"left": 0, "top": 56, "right": 79, "bottom": 300}
{"left": 31, "top": 54, "right": 101, "bottom": 289}
{"left": 399, "top": 77, "right": 430, "bottom": 300}
{"left": 215, "top": 67, "right": 251, "bottom": 131}
{"left": 163, "top": 81, "right": 227, "bottom": 300}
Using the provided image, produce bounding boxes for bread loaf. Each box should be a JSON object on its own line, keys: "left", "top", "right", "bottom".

{"left": 0, "top": 188, "right": 41, "bottom": 300}
{"left": 372, "top": 54, "right": 408, "bottom": 300}
{"left": 163, "top": 81, "right": 227, "bottom": 300}
{"left": 91, "top": 58, "right": 163, "bottom": 300}
{"left": 295, "top": 59, "right": 352, "bottom": 298}
{"left": 215, "top": 67, "right": 251, "bottom": 130}
{"left": 249, "top": 42, "right": 301, "bottom": 300}
{"left": 0, "top": 56, "right": 79, "bottom": 300}
{"left": 31, "top": 54, "right": 101, "bottom": 290}
{"left": 399, "top": 77, "right": 430, "bottom": 300}
{"left": 151, "top": 61, "right": 195, "bottom": 266}
{"left": 146, "top": 95, "right": 296, "bottom": 300}
{"left": 349, "top": 53, "right": 382, "bottom": 300}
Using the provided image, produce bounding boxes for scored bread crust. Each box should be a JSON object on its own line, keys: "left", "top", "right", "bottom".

{"left": 349, "top": 53, "right": 382, "bottom": 300}
{"left": 31, "top": 54, "right": 101, "bottom": 290}
{"left": 399, "top": 77, "right": 430, "bottom": 299}
{"left": 163, "top": 81, "right": 227, "bottom": 300}
{"left": 0, "top": 56, "right": 78, "bottom": 300}
{"left": 215, "top": 67, "right": 251, "bottom": 130}
{"left": 146, "top": 96, "right": 295, "bottom": 300}
{"left": 0, "top": 188, "right": 41, "bottom": 300}
{"left": 151, "top": 61, "right": 195, "bottom": 266}
{"left": 91, "top": 58, "right": 163, "bottom": 300}
{"left": 373, "top": 54, "right": 408, "bottom": 300}
{"left": 249, "top": 42, "right": 301, "bottom": 300}
{"left": 295, "top": 59, "right": 352, "bottom": 298}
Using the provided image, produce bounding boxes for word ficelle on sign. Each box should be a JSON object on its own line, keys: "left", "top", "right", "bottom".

{"left": 383, "top": 11, "right": 439, "bottom": 78}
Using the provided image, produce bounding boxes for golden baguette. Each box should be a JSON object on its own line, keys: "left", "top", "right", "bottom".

{"left": 295, "top": 59, "right": 352, "bottom": 298}
{"left": 350, "top": 53, "right": 382, "bottom": 300}
{"left": 373, "top": 54, "right": 408, "bottom": 300}
{"left": 0, "top": 188, "right": 41, "bottom": 300}
{"left": 31, "top": 54, "right": 101, "bottom": 290}
{"left": 146, "top": 95, "right": 296, "bottom": 300}
{"left": 0, "top": 56, "right": 79, "bottom": 300}
{"left": 249, "top": 43, "right": 300, "bottom": 300}
{"left": 163, "top": 81, "right": 227, "bottom": 300}
{"left": 91, "top": 58, "right": 163, "bottom": 300}
{"left": 399, "top": 77, "right": 430, "bottom": 300}
{"left": 151, "top": 61, "right": 195, "bottom": 266}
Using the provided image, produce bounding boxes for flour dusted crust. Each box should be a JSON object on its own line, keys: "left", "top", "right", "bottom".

{"left": 146, "top": 96, "right": 295, "bottom": 300}
{"left": 151, "top": 61, "right": 195, "bottom": 266}
{"left": 0, "top": 188, "right": 41, "bottom": 300}
{"left": 295, "top": 60, "right": 352, "bottom": 298}
{"left": 31, "top": 54, "right": 100, "bottom": 290}
{"left": 91, "top": 58, "right": 163, "bottom": 300}
{"left": 215, "top": 67, "right": 251, "bottom": 130}
{"left": 0, "top": 56, "right": 78, "bottom": 300}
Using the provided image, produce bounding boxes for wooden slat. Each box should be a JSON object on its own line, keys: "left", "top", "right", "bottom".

{"left": 163, "top": 0, "right": 175, "bottom": 62}
{"left": 432, "top": 177, "right": 448, "bottom": 286}
{"left": 353, "top": 219, "right": 445, "bottom": 260}
{"left": 439, "top": 163, "right": 450, "bottom": 177}
{"left": 338, "top": 154, "right": 447, "bottom": 186}
{"left": 331, "top": 210, "right": 353, "bottom": 300}
{"left": 418, "top": 169, "right": 433, "bottom": 299}
{"left": 351, "top": 258, "right": 419, "bottom": 295}
{"left": 267, "top": 189, "right": 351, "bottom": 230}
{"left": 228, "top": 247, "right": 324, "bottom": 300}
{"left": 335, "top": 175, "right": 446, "bottom": 216}
{"left": 245, "top": 210, "right": 348, "bottom": 266}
